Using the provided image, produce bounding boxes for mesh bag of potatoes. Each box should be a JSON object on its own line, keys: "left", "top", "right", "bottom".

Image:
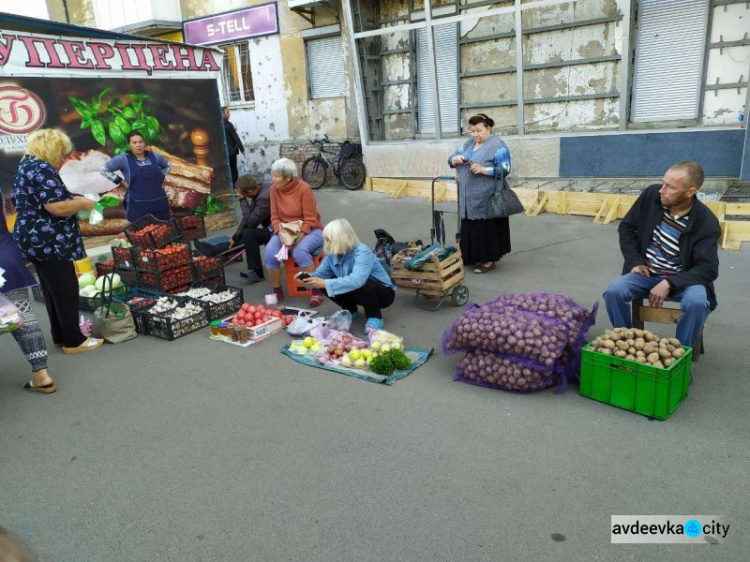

{"left": 589, "top": 327, "right": 687, "bottom": 369}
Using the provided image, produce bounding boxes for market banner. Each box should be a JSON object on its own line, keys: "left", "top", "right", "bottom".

{"left": 0, "top": 30, "right": 222, "bottom": 79}
{"left": 0, "top": 75, "right": 232, "bottom": 246}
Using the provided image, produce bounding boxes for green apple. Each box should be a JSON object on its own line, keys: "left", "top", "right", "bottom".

{"left": 354, "top": 357, "right": 366, "bottom": 369}
{"left": 371, "top": 341, "right": 381, "bottom": 351}
{"left": 303, "top": 336, "right": 316, "bottom": 348}
{"left": 341, "top": 356, "right": 352, "bottom": 368}
{"left": 348, "top": 349, "right": 361, "bottom": 361}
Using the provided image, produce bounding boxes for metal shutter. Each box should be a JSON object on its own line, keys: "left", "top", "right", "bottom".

{"left": 307, "top": 36, "right": 347, "bottom": 99}
{"left": 418, "top": 23, "right": 459, "bottom": 134}
{"left": 631, "top": 0, "right": 709, "bottom": 122}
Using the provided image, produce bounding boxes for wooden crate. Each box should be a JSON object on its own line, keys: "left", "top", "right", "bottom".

{"left": 390, "top": 247, "right": 465, "bottom": 297}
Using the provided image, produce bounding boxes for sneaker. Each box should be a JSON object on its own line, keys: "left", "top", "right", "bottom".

{"left": 63, "top": 337, "right": 103, "bottom": 355}
{"left": 240, "top": 271, "right": 263, "bottom": 284}
{"left": 364, "top": 318, "right": 384, "bottom": 334}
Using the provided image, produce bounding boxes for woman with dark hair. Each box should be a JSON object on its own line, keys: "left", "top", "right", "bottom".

{"left": 448, "top": 113, "right": 512, "bottom": 274}
{"left": 99, "top": 131, "right": 171, "bottom": 222}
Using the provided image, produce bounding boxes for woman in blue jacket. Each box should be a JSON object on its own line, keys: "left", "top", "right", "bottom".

{"left": 100, "top": 131, "right": 171, "bottom": 223}
{"left": 298, "top": 218, "right": 396, "bottom": 333}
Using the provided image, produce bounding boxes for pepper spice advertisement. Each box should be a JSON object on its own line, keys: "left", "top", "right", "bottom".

{"left": 0, "top": 29, "right": 233, "bottom": 246}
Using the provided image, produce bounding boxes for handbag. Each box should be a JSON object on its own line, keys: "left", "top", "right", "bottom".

{"left": 92, "top": 275, "right": 137, "bottom": 344}
{"left": 488, "top": 175, "right": 524, "bottom": 219}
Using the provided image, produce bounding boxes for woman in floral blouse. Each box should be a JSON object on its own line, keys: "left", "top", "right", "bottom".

{"left": 11, "top": 129, "right": 103, "bottom": 354}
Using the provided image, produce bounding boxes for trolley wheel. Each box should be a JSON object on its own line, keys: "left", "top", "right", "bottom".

{"left": 451, "top": 285, "right": 469, "bottom": 306}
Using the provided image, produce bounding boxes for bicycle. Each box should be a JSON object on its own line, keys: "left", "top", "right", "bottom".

{"left": 301, "top": 134, "right": 367, "bottom": 191}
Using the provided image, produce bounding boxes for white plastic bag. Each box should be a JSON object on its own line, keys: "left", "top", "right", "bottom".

{"left": 286, "top": 311, "right": 324, "bottom": 336}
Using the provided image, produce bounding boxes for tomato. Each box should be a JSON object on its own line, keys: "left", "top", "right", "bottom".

{"left": 271, "top": 310, "right": 282, "bottom": 318}
{"left": 284, "top": 315, "right": 294, "bottom": 324}
{"left": 241, "top": 303, "right": 250, "bottom": 312}
{"left": 247, "top": 305, "right": 256, "bottom": 314}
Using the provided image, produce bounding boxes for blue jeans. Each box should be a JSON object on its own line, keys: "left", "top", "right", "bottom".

{"left": 603, "top": 273, "right": 710, "bottom": 348}
{"left": 264, "top": 229, "right": 324, "bottom": 270}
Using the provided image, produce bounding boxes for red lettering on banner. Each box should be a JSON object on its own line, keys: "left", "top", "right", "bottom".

{"left": 0, "top": 34, "right": 16, "bottom": 67}
{"left": 171, "top": 45, "right": 198, "bottom": 71}
{"left": 58, "top": 40, "right": 95, "bottom": 69}
{"left": 130, "top": 43, "right": 152, "bottom": 75}
{"left": 198, "top": 50, "right": 220, "bottom": 72}
{"left": 115, "top": 43, "right": 145, "bottom": 73}
{"left": 36, "top": 37, "right": 66, "bottom": 68}
{"left": 18, "top": 35, "right": 45, "bottom": 67}
{"left": 148, "top": 44, "right": 175, "bottom": 71}
{"left": 88, "top": 42, "right": 115, "bottom": 69}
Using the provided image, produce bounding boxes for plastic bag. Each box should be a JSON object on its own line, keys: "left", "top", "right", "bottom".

{"left": 368, "top": 329, "right": 404, "bottom": 351}
{"left": 328, "top": 309, "right": 352, "bottom": 331}
{"left": 0, "top": 292, "right": 24, "bottom": 335}
{"left": 454, "top": 349, "right": 563, "bottom": 393}
{"left": 274, "top": 245, "right": 289, "bottom": 261}
{"left": 286, "top": 311, "right": 324, "bottom": 336}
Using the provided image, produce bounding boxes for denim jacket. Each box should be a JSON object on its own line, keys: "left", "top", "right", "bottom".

{"left": 313, "top": 243, "right": 396, "bottom": 297}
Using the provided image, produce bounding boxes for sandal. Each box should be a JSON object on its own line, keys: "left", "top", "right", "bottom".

{"left": 473, "top": 263, "right": 496, "bottom": 274}
{"left": 24, "top": 381, "right": 57, "bottom": 394}
{"left": 63, "top": 337, "right": 103, "bottom": 355}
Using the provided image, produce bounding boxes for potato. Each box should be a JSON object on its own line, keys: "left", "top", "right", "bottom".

{"left": 667, "top": 344, "right": 675, "bottom": 353}
{"left": 672, "top": 347, "right": 686, "bottom": 358}
{"left": 659, "top": 348, "right": 671, "bottom": 359}
{"left": 628, "top": 347, "right": 637, "bottom": 355}
{"left": 624, "top": 330, "right": 635, "bottom": 340}
{"left": 659, "top": 338, "right": 670, "bottom": 347}
{"left": 647, "top": 352, "right": 660, "bottom": 364}
{"left": 668, "top": 338, "right": 681, "bottom": 347}
{"left": 634, "top": 338, "right": 645, "bottom": 350}
{"left": 635, "top": 356, "right": 647, "bottom": 364}
{"left": 600, "top": 348, "right": 613, "bottom": 355}
{"left": 663, "top": 358, "right": 675, "bottom": 367}
{"left": 614, "top": 350, "right": 627, "bottom": 358}
{"left": 645, "top": 332, "right": 658, "bottom": 342}
{"left": 626, "top": 338, "right": 635, "bottom": 347}
{"left": 636, "top": 350, "right": 646, "bottom": 358}
{"left": 643, "top": 343, "right": 656, "bottom": 355}
{"left": 653, "top": 361, "right": 665, "bottom": 369}
{"left": 603, "top": 340, "right": 616, "bottom": 349}
{"left": 625, "top": 354, "right": 636, "bottom": 361}
{"left": 633, "top": 329, "right": 644, "bottom": 338}
{"left": 616, "top": 340, "right": 630, "bottom": 351}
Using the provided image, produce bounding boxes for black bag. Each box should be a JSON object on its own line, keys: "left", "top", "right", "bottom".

{"left": 488, "top": 175, "right": 524, "bottom": 219}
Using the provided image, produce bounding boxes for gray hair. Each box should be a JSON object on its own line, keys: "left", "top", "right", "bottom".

{"left": 271, "top": 158, "right": 298, "bottom": 179}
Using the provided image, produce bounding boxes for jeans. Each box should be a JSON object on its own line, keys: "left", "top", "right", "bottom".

{"left": 264, "top": 229, "right": 324, "bottom": 270}
{"left": 603, "top": 273, "right": 710, "bottom": 348}
{"left": 239, "top": 227, "right": 272, "bottom": 274}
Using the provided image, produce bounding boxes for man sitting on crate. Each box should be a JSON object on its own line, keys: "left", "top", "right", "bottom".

{"left": 603, "top": 161, "right": 721, "bottom": 350}
{"left": 195, "top": 175, "right": 271, "bottom": 284}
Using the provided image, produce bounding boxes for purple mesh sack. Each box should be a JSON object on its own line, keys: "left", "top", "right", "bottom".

{"left": 486, "top": 292, "right": 598, "bottom": 381}
{"left": 454, "top": 349, "right": 567, "bottom": 393}
{"left": 441, "top": 304, "right": 570, "bottom": 369}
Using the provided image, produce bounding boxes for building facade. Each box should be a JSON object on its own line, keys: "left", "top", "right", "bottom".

{"left": 45, "top": 0, "right": 750, "bottom": 184}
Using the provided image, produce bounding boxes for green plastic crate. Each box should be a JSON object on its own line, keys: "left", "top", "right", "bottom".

{"left": 579, "top": 343, "right": 692, "bottom": 420}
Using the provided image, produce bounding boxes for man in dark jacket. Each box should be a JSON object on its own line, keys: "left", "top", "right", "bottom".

{"left": 603, "top": 161, "right": 720, "bottom": 348}
{"left": 223, "top": 107, "right": 244, "bottom": 186}
{"left": 230, "top": 175, "right": 272, "bottom": 283}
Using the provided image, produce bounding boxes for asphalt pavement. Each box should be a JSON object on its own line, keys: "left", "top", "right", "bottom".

{"left": 1, "top": 189, "right": 748, "bottom": 562}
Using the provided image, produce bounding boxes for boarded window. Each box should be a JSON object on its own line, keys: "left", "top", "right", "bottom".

{"left": 631, "top": 0, "right": 709, "bottom": 122}
{"left": 307, "top": 36, "right": 347, "bottom": 99}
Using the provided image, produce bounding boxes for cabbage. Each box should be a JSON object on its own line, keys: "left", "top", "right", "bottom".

{"left": 79, "top": 285, "right": 98, "bottom": 298}
{"left": 78, "top": 273, "right": 96, "bottom": 288}
{"left": 94, "top": 273, "right": 123, "bottom": 292}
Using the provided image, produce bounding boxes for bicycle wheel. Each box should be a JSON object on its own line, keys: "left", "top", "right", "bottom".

{"left": 302, "top": 157, "right": 327, "bottom": 190}
{"left": 340, "top": 157, "right": 366, "bottom": 191}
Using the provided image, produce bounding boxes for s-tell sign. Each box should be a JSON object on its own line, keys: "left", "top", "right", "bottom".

{"left": 183, "top": 2, "right": 279, "bottom": 46}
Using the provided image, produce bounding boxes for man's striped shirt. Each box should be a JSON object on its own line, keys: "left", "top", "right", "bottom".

{"left": 645, "top": 209, "right": 690, "bottom": 276}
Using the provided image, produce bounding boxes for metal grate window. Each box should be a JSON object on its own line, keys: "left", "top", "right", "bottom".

{"left": 306, "top": 36, "right": 347, "bottom": 99}
{"left": 631, "top": 0, "right": 709, "bottom": 122}
{"left": 221, "top": 42, "right": 254, "bottom": 105}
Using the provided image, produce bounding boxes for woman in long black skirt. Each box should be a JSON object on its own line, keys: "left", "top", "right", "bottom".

{"left": 448, "top": 113, "right": 512, "bottom": 274}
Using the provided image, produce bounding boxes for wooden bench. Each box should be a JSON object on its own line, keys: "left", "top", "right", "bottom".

{"left": 631, "top": 299, "right": 704, "bottom": 362}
